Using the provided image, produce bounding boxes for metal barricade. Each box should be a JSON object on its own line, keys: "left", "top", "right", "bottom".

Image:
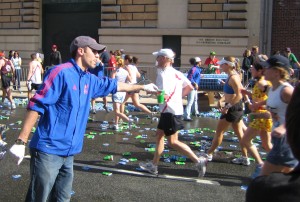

{"left": 20, "top": 67, "right": 29, "bottom": 81}
{"left": 199, "top": 74, "right": 228, "bottom": 91}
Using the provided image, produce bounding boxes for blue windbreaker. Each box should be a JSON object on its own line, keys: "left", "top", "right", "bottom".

{"left": 28, "top": 59, "right": 117, "bottom": 156}
{"left": 187, "top": 65, "right": 202, "bottom": 86}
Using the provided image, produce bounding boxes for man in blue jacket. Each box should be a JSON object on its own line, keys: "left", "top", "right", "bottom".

{"left": 9, "top": 36, "right": 158, "bottom": 202}
{"left": 184, "top": 57, "right": 202, "bottom": 121}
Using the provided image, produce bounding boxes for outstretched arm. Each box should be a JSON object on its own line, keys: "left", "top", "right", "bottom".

{"left": 117, "top": 82, "right": 158, "bottom": 93}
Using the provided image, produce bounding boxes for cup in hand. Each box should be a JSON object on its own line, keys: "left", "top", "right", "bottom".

{"left": 157, "top": 90, "right": 165, "bottom": 104}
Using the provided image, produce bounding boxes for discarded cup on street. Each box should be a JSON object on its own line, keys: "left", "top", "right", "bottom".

{"left": 102, "top": 171, "right": 112, "bottom": 176}
{"left": 12, "top": 174, "right": 22, "bottom": 180}
{"left": 103, "top": 155, "right": 113, "bottom": 161}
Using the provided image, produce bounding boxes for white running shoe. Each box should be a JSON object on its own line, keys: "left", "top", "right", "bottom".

{"left": 112, "top": 124, "right": 119, "bottom": 131}
{"left": 128, "top": 119, "right": 134, "bottom": 129}
{"left": 232, "top": 157, "right": 250, "bottom": 166}
{"left": 11, "top": 103, "right": 16, "bottom": 109}
{"left": 198, "top": 152, "right": 213, "bottom": 161}
{"left": 139, "top": 161, "right": 158, "bottom": 175}
{"left": 196, "top": 156, "right": 208, "bottom": 177}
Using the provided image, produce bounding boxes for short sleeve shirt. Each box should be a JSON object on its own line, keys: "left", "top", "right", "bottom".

{"left": 156, "top": 66, "right": 191, "bottom": 115}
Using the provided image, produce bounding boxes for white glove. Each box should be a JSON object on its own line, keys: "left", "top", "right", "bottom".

{"left": 10, "top": 144, "right": 25, "bottom": 165}
{"left": 143, "top": 83, "right": 159, "bottom": 93}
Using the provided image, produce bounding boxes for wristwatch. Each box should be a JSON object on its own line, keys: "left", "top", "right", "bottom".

{"left": 15, "top": 139, "right": 26, "bottom": 145}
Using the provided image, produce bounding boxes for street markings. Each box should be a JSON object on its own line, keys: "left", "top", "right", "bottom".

{"left": 74, "top": 162, "right": 220, "bottom": 185}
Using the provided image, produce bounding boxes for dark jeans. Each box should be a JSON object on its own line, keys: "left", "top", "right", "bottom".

{"left": 13, "top": 69, "right": 22, "bottom": 90}
{"left": 26, "top": 149, "right": 74, "bottom": 202}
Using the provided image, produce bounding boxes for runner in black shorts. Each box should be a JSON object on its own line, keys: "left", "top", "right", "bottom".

{"left": 157, "top": 112, "right": 184, "bottom": 136}
{"left": 139, "top": 48, "right": 207, "bottom": 177}
{"left": 30, "top": 83, "right": 42, "bottom": 91}
{"left": 220, "top": 100, "right": 243, "bottom": 123}
{"left": 1, "top": 74, "right": 12, "bottom": 89}
{"left": 205, "top": 56, "right": 249, "bottom": 165}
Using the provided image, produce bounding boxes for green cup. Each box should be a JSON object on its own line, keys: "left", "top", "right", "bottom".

{"left": 157, "top": 90, "right": 165, "bottom": 104}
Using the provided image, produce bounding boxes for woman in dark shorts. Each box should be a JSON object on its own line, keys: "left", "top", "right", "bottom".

{"left": 205, "top": 56, "right": 249, "bottom": 165}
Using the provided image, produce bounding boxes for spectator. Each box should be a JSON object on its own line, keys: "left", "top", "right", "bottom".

{"left": 250, "top": 46, "right": 259, "bottom": 65}
{"left": 272, "top": 50, "right": 281, "bottom": 56}
{"left": 285, "top": 47, "right": 300, "bottom": 78}
{"left": 49, "top": 44, "right": 62, "bottom": 66}
{"left": 107, "top": 50, "right": 117, "bottom": 77}
{"left": 183, "top": 57, "right": 202, "bottom": 121}
{"left": 89, "top": 57, "right": 108, "bottom": 113}
{"left": 204, "top": 51, "right": 220, "bottom": 74}
{"left": 100, "top": 48, "right": 110, "bottom": 76}
{"left": 120, "top": 49, "right": 126, "bottom": 59}
{"left": 139, "top": 48, "right": 207, "bottom": 177}
{"left": 242, "top": 49, "right": 252, "bottom": 84}
{"left": 11, "top": 51, "right": 22, "bottom": 92}
{"left": 250, "top": 45, "right": 268, "bottom": 65}
{"left": 246, "top": 81, "right": 300, "bottom": 202}
{"left": 108, "top": 50, "right": 116, "bottom": 68}
{"left": 8, "top": 50, "right": 14, "bottom": 60}
{"left": 9, "top": 36, "right": 158, "bottom": 201}
{"left": 195, "top": 56, "right": 204, "bottom": 71}
{"left": 285, "top": 47, "right": 300, "bottom": 69}
{"left": 100, "top": 48, "right": 110, "bottom": 68}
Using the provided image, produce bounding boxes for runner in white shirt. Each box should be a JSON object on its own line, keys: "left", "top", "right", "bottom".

{"left": 27, "top": 53, "right": 44, "bottom": 100}
{"left": 139, "top": 49, "right": 208, "bottom": 177}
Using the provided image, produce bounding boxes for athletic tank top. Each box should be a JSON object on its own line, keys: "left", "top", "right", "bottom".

{"left": 266, "top": 82, "right": 293, "bottom": 126}
{"left": 115, "top": 68, "right": 128, "bottom": 83}
{"left": 127, "top": 64, "right": 138, "bottom": 84}
{"left": 223, "top": 75, "right": 235, "bottom": 94}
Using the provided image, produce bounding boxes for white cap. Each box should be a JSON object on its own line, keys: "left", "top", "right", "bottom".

{"left": 217, "top": 58, "right": 235, "bottom": 67}
{"left": 152, "top": 49, "right": 175, "bottom": 59}
{"left": 195, "top": 57, "right": 201, "bottom": 62}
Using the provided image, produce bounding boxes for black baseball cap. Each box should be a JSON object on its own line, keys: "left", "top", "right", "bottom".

{"left": 260, "top": 55, "right": 291, "bottom": 73}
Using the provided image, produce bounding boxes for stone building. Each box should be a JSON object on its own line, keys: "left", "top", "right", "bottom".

{"left": 0, "top": 0, "right": 299, "bottom": 80}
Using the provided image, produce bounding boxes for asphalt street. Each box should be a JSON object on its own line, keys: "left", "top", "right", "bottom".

{"left": 0, "top": 101, "right": 260, "bottom": 202}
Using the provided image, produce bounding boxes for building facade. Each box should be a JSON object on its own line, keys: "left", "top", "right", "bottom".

{"left": 0, "top": 0, "right": 299, "bottom": 75}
